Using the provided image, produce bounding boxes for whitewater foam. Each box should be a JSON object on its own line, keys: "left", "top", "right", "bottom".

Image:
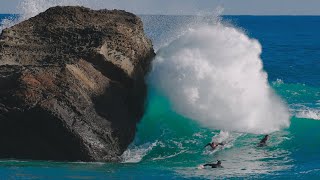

{"left": 296, "top": 108, "right": 320, "bottom": 120}
{"left": 211, "top": 130, "right": 231, "bottom": 143}
{"left": 203, "top": 131, "right": 241, "bottom": 155}
{"left": 148, "top": 21, "right": 290, "bottom": 134}
{"left": 288, "top": 102, "right": 320, "bottom": 120}
{"left": 121, "top": 141, "right": 158, "bottom": 163}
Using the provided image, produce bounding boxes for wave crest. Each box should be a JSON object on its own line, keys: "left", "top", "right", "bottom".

{"left": 148, "top": 22, "right": 290, "bottom": 134}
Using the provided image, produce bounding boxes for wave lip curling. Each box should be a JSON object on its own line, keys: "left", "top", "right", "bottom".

{"left": 148, "top": 23, "right": 290, "bottom": 134}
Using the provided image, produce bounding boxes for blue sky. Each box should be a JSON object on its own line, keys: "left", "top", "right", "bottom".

{"left": 1, "top": 0, "right": 320, "bottom": 15}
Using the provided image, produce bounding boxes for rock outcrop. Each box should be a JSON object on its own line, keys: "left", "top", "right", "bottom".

{"left": 0, "top": 6, "right": 155, "bottom": 161}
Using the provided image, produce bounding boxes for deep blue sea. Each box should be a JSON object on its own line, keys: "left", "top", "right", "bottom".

{"left": 1, "top": 14, "right": 320, "bottom": 179}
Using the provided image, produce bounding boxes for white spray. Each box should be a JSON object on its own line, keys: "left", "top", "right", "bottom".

{"left": 0, "top": 0, "right": 147, "bottom": 31}
{"left": 0, "top": 0, "right": 91, "bottom": 31}
{"left": 148, "top": 22, "right": 290, "bottom": 134}
{"left": 19, "top": 0, "right": 90, "bottom": 20}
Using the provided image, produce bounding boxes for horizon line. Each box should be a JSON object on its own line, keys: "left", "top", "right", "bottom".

{"left": 1, "top": 13, "right": 320, "bottom": 17}
{"left": 139, "top": 14, "right": 320, "bottom": 16}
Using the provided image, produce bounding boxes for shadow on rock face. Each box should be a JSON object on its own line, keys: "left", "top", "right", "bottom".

{"left": 0, "top": 108, "right": 91, "bottom": 161}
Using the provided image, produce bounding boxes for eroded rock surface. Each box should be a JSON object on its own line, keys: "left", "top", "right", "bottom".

{"left": 0, "top": 6, "right": 155, "bottom": 161}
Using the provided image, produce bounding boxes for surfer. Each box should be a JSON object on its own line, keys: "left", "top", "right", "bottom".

{"left": 204, "top": 142, "right": 225, "bottom": 150}
{"left": 258, "top": 135, "right": 269, "bottom": 147}
{"left": 201, "top": 160, "right": 223, "bottom": 168}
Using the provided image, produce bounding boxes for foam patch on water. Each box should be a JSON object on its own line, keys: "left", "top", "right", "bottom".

{"left": 148, "top": 21, "right": 290, "bottom": 134}
{"left": 295, "top": 108, "right": 320, "bottom": 120}
{"left": 121, "top": 141, "right": 158, "bottom": 163}
{"left": 289, "top": 103, "right": 320, "bottom": 120}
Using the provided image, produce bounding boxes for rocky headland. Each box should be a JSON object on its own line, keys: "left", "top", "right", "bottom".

{"left": 0, "top": 6, "right": 155, "bottom": 161}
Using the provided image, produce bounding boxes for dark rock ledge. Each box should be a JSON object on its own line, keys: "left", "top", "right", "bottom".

{"left": 0, "top": 6, "right": 155, "bottom": 161}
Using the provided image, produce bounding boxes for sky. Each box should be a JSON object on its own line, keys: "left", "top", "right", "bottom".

{"left": 1, "top": 0, "right": 320, "bottom": 15}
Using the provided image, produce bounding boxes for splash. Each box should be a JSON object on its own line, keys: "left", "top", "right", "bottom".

{"left": 148, "top": 21, "right": 290, "bottom": 134}
{"left": 296, "top": 108, "right": 320, "bottom": 120}
{"left": 121, "top": 141, "right": 158, "bottom": 163}
{"left": 18, "top": 0, "right": 89, "bottom": 20}
{"left": 203, "top": 131, "right": 241, "bottom": 155}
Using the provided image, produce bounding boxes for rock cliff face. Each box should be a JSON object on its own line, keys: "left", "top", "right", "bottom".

{"left": 0, "top": 6, "right": 155, "bottom": 161}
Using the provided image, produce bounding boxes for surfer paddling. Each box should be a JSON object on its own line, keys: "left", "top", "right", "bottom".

{"left": 199, "top": 160, "right": 223, "bottom": 169}
{"left": 258, "top": 135, "right": 269, "bottom": 147}
{"left": 204, "top": 142, "right": 225, "bottom": 150}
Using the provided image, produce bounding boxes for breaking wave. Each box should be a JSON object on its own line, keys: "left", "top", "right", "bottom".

{"left": 148, "top": 21, "right": 290, "bottom": 134}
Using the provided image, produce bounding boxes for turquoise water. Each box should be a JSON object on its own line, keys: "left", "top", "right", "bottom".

{"left": 1, "top": 15, "right": 320, "bottom": 179}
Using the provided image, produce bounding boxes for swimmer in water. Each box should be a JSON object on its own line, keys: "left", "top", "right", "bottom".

{"left": 204, "top": 142, "right": 225, "bottom": 150}
{"left": 258, "top": 135, "right": 269, "bottom": 147}
{"left": 201, "top": 160, "right": 223, "bottom": 168}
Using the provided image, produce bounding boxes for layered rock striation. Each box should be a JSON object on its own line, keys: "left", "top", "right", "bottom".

{"left": 0, "top": 6, "right": 155, "bottom": 161}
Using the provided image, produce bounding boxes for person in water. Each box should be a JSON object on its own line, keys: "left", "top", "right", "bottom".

{"left": 258, "top": 135, "right": 269, "bottom": 147}
{"left": 202, "top": 160, "right": 223, "bottom": 168}
{"left": 204, "top": 142, "right": 225, "bottom": 150}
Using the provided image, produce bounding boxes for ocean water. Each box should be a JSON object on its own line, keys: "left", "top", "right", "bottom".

{"left": 1, "top": 14, "right": 320, "bottom": 179}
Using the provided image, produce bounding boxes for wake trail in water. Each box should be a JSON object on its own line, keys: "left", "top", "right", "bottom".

{"left": 148, "top": 19, "right": 290, "bottom": 134}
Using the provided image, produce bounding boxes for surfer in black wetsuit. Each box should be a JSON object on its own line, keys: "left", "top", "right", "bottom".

{"left": 204, "top": 142, "right": 225, "bottom": 150}
{"left": 202, "top": 160, "right": 223, "bottom": 168}
{"left": 258, "top": 135, "right": 269, "bottom": 147}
